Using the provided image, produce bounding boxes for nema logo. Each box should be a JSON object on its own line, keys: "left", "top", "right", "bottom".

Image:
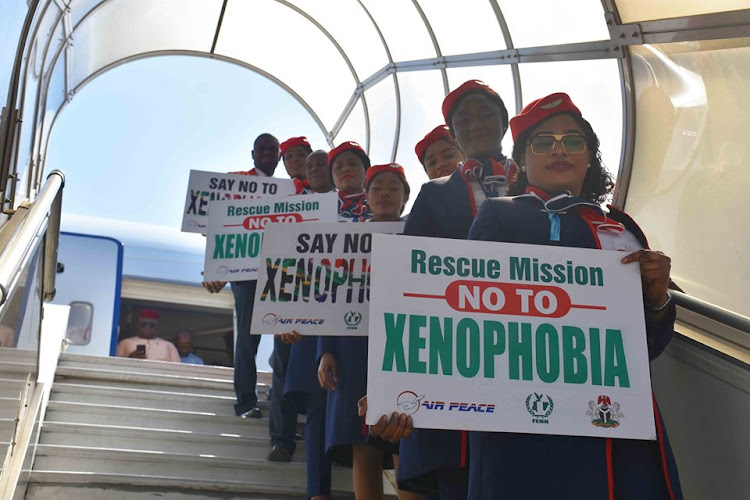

{"left": 344, "top": 311, "right": 362, "bottom": 328}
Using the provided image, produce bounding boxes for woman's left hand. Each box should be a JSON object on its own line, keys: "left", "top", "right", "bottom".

{"left": 621, "top": 249, "right": 671, "bottom": 308}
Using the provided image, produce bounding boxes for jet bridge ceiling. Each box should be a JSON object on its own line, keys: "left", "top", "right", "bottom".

{"left": 3, "top": 0, "right": 750, "bottom": 318}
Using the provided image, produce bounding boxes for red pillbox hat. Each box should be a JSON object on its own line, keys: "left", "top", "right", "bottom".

{"left": 509, "top": 92, "right": 582, "bottom": 142}
{"left": 280, "top": 136, "right": 312, "bottom": 157}
{"left": 138, "top": 309, "right": 159, "bottom": 320}
{"left": 365, "top": 163, "right": 409, "bottom": 192}
{"left": 442, "top": 80, "right": 508, "bottom": 131}
{"left": 328, "top": 141, "right": 370, "bottom": 169}
{"left": 415, "top": 125, "right": 451, "bottom": 163}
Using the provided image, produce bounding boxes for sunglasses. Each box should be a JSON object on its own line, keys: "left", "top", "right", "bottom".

{"left": 139, "top": 321, "right": 158, "bottom": 329}
{"left": 529, "top": 134, "right": 587, "bottom": 155}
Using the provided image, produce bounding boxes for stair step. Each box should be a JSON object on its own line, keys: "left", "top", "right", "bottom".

{"left": 59, "top": 353, "right": 235, "bottom": 381}
{"left": 49, "top": 382, "right": 242, "bottom": 415}
{"left": 31, "top": 445, "right": 353, "bottom": 492}
{"left": 25, "top": 471, "right": 355, "bottom": 499}
{"left": 0, "top": 347, "right": 36, "bottom": 361}
{"left": 45, "top": 401, "right": 275, "bottom": 437}
{"left": 40, "top": 421, "right": 306, "bottom": 462}
{"left": 0, "top": 360, "right": 35, "bottom": 379}
{"left": 0, "top": 377, "right": 29, "bottom": 398}
{"left": 0, "top": 418, "right": 18, "bottom": 442}
{"left": 0, "top": 396, "right": 20, "bottom": 419}
{"left": 55, "top": 365, "right": 236, "bottom": 393}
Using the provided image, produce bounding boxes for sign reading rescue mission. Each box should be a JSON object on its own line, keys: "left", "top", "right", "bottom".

{"left": 366, "top": 235, "right": 656, "bottom": 440}
{"left": 251, "top": 222, "right": 405, "bottom": 336}
{"left": 203, "top": 193, "right": 338, "bottom": 281}
{"left": 182, "top": 170, "right": 295, "bottom": 233}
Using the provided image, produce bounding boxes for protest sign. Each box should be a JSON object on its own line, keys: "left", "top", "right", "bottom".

{"left": 366, "top": 234, "right": 656, "bottom": 440}
{"left": 251, "top": 222, "right": 405, "bottom": 336}
{"left": 182, "top": 170, "right": 295, "bottom": 233}
{"left": 203, "top": 193, "right": 338, "bottom": 281}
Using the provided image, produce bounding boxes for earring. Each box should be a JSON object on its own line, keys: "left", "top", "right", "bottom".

{"left": 521, "top": 165, "right": 526, "bottom": 172}
{"left": 586, "top": 164, "right": 591, "bottom": 169}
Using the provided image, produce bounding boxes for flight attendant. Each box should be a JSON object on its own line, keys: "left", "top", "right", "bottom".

{"left": 396, "top": 80, "right": 518, "bottom": 499}
{"left": 466, "top": 92, "right": 682, "bottom": 499}
{"left": 414, "top": 125, "right": 465, "bottom": 180}
{"left": 278, "top": 150, "right": 336, "bottom": 499}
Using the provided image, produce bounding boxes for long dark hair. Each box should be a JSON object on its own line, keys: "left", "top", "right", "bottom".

{"left": 508, "top": 113, "right": 614, "bottom": 203}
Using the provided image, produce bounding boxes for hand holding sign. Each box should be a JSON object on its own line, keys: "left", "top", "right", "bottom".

{"left": 621, "top": 250, "right": 672, "bottom": 311}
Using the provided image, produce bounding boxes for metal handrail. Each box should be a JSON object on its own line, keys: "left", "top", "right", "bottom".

{"left": 672, "top": 290, "right": 750, "bottom": 336}
{"left": 0, "top": 170, "right": 64, "bottom": 307}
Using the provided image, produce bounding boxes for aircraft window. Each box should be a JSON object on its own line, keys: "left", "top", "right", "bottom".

{"left": 500, "top": 0, "right": 610, "bottom": 49}
{"left": 519, "top": 59, "right": 623, "bottom": 179}
{"left": 625, "top": 39, "right": 750, "bottom": 318}
{"left": 66, "top": 301, "right": 94, "bottom": 346}
{"left": 216, "top": 0, "right": 354, "bottom": 131}
{"left": 615, "top": 0, "right": 750, "bottom": 23}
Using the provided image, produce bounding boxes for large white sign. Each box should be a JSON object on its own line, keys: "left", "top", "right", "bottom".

{"left": 251, "top": 222, "right": 405, "bottom": 336}
{"left": 366, "top": 234, "right": 656, "bottom": 440}
{"left": 203, "top": 193, "right": 338, "bottom": 281}
{"left": 182, "top": 170, "right": 295, "bottom": 233}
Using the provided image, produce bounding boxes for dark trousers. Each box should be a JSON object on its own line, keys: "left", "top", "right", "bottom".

{"left": 270, "top": 337, "right": 299, "bottom": 453}
{"left": 231, "top": 281, "right": 262, "bottom": 416}
{"left": 306, "top": 389, "right": 332, "bottom": 496}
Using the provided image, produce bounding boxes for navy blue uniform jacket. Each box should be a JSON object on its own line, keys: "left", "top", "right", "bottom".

{"left": 398, "top": 168, "right": 480, "bottom": 493}
{"left": 466, "top": 193, "right": 683, "bottom": 500}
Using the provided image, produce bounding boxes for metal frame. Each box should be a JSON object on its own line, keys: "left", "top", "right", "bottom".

{"left": 488, "top": 0, "right": 523, "bottom": 115}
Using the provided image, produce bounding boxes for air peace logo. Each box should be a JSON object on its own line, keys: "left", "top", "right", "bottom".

{"left": 345, "top": 311, "right": 362, "bottom": 329}
{"left": 263, "top": 313, "right": 278, "bottom": 327}
{"left": 540, "top": 98, "right": 563, "bottom": 109}
{"left": 587, "top": 395, "right": 623, "bottom": 428}
{"left": 526, "top": 393, "right": 554, "bottom": 424}
{"left": 396, "top": 391, "right": 424, "bottom": 414}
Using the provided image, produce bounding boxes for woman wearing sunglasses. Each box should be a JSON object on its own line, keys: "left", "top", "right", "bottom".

{"left": 466, "top": 93, "right": 683, "bottom": 499}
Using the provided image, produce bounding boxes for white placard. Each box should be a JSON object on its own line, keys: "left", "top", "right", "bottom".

{"left": 366, "top": 234, "right": 656, "bottom": 440}
{"left": 182, "top": 170, "right": 295, "bottom": 233}
{"left": 203, "top": 193, "right": 338, "bottom": 281}
{"left": 251, "top": 222, "right": 405, "bottom": 336}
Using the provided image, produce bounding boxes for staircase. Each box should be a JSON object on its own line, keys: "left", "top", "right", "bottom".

{"left": 0, "top": 348, "right": 36, "bottom": 475}
{"left": 18, "top": 351, "right": 359, "bottom": 499}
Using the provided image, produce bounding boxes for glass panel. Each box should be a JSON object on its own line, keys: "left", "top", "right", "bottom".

{"left": 13, "top": 2, "right": 62, "bottom": 205}
{"left": 626, "top": 39, "right": 750, "bottom": 317}
{"left": 519, "top": 59, "right": 622, "bottom": 181}
{"left": 419, "top": 0, "right": 506, "bottom": 56}
{"left": 66, "top": 301, "right": 94, "bottom": 345}
{"left": 362, "top": 75, "right": 397, "bottom": 165}
{"left": 70, "top": 0, "right": 222, "bottom": 89}
{"left": 37, "top": 51, "right": 66, "bottom": 163}
{"left": 616, "top": 0, "right": 750, "bottom": 23}
{"left": 500, "top": 0, "right": 609, "bottom": 48}
{"left": 394, "top": 70, "right": 447, "bottom": 199}
{"left": 333, "top": 98, "right": 367, "bottom": 150}
{"left": 0, "top": 248, "right": 43, "bottom": 351}
{"left": 70, "top": 0, "right": 109, "bottom": 29}
{"left": 447, "top": 65, "right": 517, "bottom": 157}
{"left": 359, "top": 0, "right": 436, "bottom": 62}
{"left": 0, "top": 0, "right": 29, "bottom": 93}
{"left": 286, "top": 0, "right": 389, "bottom": 83}
{"left": 216, "top": 0, "right": 354, "bottom": 130}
